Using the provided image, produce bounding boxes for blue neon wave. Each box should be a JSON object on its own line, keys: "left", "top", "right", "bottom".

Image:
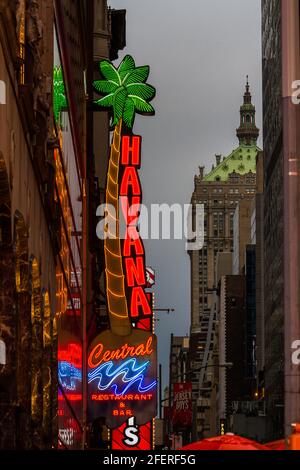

{"left": 58, "top": 361, "right": 82, "bottom": 391}
{"left": 88, "top": 358, "right": 157, "bottom": 396}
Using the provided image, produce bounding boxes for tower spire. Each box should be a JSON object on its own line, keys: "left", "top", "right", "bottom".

{"left": 236, "top": 78, "right": 259, "bottom": 145}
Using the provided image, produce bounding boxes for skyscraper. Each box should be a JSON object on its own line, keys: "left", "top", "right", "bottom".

{"left": 261, "top": 0, "right": 285, "bottom": 440}
{"left": 262, "top": 0, "right": 300, "bottom": 440}
{"left": 188, "top": 81, "right": 261, "bottom": 438}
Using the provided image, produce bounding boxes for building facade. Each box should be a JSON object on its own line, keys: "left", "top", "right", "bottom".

{"left": 188, "top": 82, "right": 261, "bottom": 438}
{"left": 262, "top": 0, "right": 300, "bottom": 439}
{"left": 0, "top": 0, "right": 58, "bottom": 449}
{"left": 0, "top": 0, "right": 124, "bottom": 449}
{"left": 281, "top": 0, "right": 300, "bottom": 438}
{"left": 261, "top": 0, "right": 285, "bottom": 441}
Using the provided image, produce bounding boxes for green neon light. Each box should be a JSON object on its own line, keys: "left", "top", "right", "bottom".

{"left": 53, "top": 66, "right": 67, "bottom": 125}
{"left": 93, "top": 55, "right": 156, "bottom": 128}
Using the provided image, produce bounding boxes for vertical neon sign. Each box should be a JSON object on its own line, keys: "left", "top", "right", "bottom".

{"left": 89, "top": 55, "right": 156, "bottom": 449}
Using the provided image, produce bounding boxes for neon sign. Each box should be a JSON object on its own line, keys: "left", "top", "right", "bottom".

{"left": 58, "top": 342, "right": 82, "bottom": 395}
{"left": 91, "top": 54, "right": 156, "bottom": 445}
{"left": 88, "top": 337, "right": 154, "bottom": 367}
{"left": 88, "top": 358, "right": 156, "bottom": 395}
{"left": 120, "top": 134, "right": 153, "bottom": 320}
{"left": 87, "top": 330, "right": 157, "bottom": 428}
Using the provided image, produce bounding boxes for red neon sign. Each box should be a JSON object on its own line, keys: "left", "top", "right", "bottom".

{"left": 121, "top": 135, "right": 141, "bottom": 166}
{"left": 88, "top": 337, "right": 154, "bottom": 368}
{"left": 120, "top": 134, "right": 153, "bottom": 321}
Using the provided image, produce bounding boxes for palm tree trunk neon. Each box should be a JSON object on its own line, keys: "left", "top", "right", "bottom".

{"left": 105, "top": 119, "right": 131, "bottom": 336}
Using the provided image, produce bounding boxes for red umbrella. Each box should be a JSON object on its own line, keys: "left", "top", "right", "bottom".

{"left": 265, "top": 439, "right": 286, "bottom": 450}
{"left": 180, "top": 433, "right": 270, "bottom": 451}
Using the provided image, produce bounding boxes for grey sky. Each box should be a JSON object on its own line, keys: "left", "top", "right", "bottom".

{"left": 108, "top": 0, "right": 262, "bottom": 390}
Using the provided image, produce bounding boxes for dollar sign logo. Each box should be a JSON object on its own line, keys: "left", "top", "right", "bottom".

{"left": 123, "top": 417, "right": 140, "bottom": 447}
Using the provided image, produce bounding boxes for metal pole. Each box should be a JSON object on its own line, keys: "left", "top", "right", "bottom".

{"left": 159, "top": 364, "right": 162, "bottom": 419}
{"left": 169, "top": 334, "right": 173, "bottom": 441}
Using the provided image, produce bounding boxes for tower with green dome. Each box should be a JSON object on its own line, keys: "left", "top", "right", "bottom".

{"left": 203, "top": 78, "right": 261, "bottom": 184}
{"left": 189, "top": 80, "right": 262, "bottom": 438}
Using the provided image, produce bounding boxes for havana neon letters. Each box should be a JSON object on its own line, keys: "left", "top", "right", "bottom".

{"left": 120, "top": 134, "right": 152, "bottom": 319}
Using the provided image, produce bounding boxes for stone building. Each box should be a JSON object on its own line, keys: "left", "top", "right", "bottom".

{"left": 261, "top": 0, "right": 285, "bottom": 440}
{"left": 262, "top": 0, "right": 300, "bottom": 439}
{"left": 188, "top": 81, "right": 261, "bottom": 438}
{"left": 0, "top": 0, "right": 59, "bottom": 449}
{"left": 0, "top": 0, "right": 125, "bottom": 449}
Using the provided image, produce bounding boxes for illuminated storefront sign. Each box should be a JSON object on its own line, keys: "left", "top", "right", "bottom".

{"left": 90, "top": 55, "right": 156, "bottom": 448}
{"left": 172, "top": 383, "right": 193, "bottom": 430}
{"left": 58, "top": 342, "right": 82, "bottom": 393}
{"left": 120, "top": 135, "right": 152, "bottom": 320}
{"left": 111, "top": 419, "right": 152, "bottom": 450}
{"left": 88, "top": 330, "right": 157, "bottom": 428}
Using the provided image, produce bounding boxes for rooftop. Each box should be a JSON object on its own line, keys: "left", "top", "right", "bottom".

{"left": 203, "top": 144, "right": 261, "bottom": 182}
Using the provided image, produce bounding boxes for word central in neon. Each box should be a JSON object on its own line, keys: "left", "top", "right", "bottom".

{"left": 88, "top": 358, "right": 157, "bottom": 396}
{"left": 88, "top": 337, "right": 153, "bottom": 368}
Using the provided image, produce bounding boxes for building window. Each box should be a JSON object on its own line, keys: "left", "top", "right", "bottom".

{"left": 0, "top": 339, "right": 6, "bottom": 365}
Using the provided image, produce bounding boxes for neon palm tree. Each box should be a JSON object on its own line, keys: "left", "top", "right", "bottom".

{"left": 94, "top": 55, "right": 156, "bottom": 336}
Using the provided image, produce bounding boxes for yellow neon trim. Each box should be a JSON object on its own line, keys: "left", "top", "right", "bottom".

{"left": 110, "top": 159, "right": 118, "bottom": 169}
{"left": 106, "top": 210, "right": 118, "bottom": 222}
{"left": 108, "top": 173, "right": 118, "bottom": 185}
{"left": 107, "top": 302, "right": 128, "bottom": 319}
{"left": 104, "top": 246, "right": 122, "bottom": 258}
{"left": 106, "top": 229, "right": 118, "bottom": 239}
{"left": 112, "top": 143, "right": 119, "bottom": 153}
{"left": 106, "top": 189, "right": 118, "bottom": 201}
{"left": 107, "top": 287, "right": 126, "bottom": 298}
{"left": 106, "top": 269, "right": 124, "bottom": 278}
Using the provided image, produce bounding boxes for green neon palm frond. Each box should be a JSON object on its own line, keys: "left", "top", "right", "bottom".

{"left": 113, "top": 87, "right": 128, "bottom": 125}
{"left": 123, "top": 66, "right": 150, "bottom": 86}
{"left": 53, "top": 66, "right": 68, "bottom": 124}
{"left": 126, "top": 83, "right": 156, "bottom": 101}
{"left": 118, "top": 55, "right": 136, "bottom": 80}
{"left": 123, "top": 97, "right": 135, "bottom": 128}
{"left": 129, "top": 96, "right": 155, "bottom": 114}
{"left": 99, "top": 60, "right": 121, "bottom": 85}
{"left": 93, "top": 80, "right": 119, "bottom": 94}
{"left": 95, "top": 93, "right": 115, "bottom": 107}
{"left": 93, "top": 55, "right": 155, "bottom": 129}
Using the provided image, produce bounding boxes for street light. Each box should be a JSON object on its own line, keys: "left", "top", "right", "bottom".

{"left": 153, "top": 308, "right": 175, "bottom": 314}
{"left": 193, "top": 363, "right": 233, "bottom": 372}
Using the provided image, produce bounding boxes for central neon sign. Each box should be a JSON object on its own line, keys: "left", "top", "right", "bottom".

{"left": 88, "top": 358, "right": 156, "bottom": 396}
{"left": 88, "top": 337, "right": 154, "bottom": 367}
{"left": 90, "top": 54, "right": 156, "bottom": 446}
{"left": 87, "top": 330, "right": 157, "bottom": 428}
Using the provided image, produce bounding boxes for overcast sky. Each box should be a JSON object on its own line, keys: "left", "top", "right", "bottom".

{"left": 108, "top": 0, "right": 262, "bottom": 390}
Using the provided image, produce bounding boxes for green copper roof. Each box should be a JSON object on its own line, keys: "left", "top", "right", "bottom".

{"left": 203, "top": 144, "right": 261, "bottom": 182}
